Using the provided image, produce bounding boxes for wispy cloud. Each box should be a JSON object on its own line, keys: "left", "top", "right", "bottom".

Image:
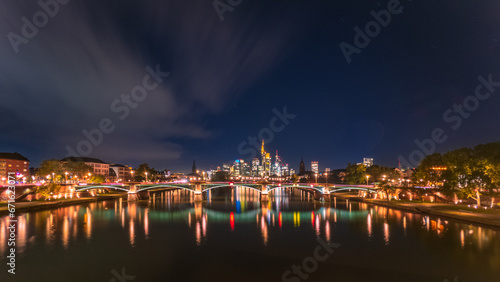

{"left": 0, "top": 0, "right": 302, "bottom": 168}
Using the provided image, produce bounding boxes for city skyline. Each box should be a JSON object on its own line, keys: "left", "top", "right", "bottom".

{"left": 2, "top": 1, "right": 500, "bottom": 172}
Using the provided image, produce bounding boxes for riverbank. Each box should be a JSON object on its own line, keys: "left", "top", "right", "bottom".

{"left": 0, "top": 194, "right": 127, "bottom": 216}
{"left": 333, "top": 193, "right": 500, "bottom": 228}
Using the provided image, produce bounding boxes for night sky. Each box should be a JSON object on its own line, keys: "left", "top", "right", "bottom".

{"left": 1, "top": 0, "right": 500, "bottom": 172}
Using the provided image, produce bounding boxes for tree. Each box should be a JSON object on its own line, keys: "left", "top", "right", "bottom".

{"left": 37, "top": 160, "right": 64, "bottom": 180}
{"left": 345, "top": 163, "right": 366, "bottom": 184}
{"left": 134, "top": 163, "right": 156, "bottom": 182}
{"left": 211, "top": 171, "right": 230, "bottom": 182}
{"left": 65, "top": 160, "right": 93, "bottom": 178}
{"left": 413, "top": 153, "right": 444, "bottom": 188}
{"left": 291, "top": 174, "right": 299, "bottom": 183}
{"left": 37, "top": 159, "right": 94, "bottom": 182}
{"left": 36, "top": 183, "right": 61, "bottom": 199}
{"left": 378, "top": 180, "right": 395, "bottom": 201}
{"left": 89, "top": 175, "right": 105, "bottom": 184}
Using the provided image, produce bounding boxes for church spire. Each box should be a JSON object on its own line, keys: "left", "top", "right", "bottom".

{"left": 192, "top": 160, "right": 197, "bottom": 174}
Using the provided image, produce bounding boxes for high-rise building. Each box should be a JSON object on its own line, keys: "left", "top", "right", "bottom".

{"left": 363, "top": 158, "right": 374, "bottom": 167}
{"left": 233, "top": 159, "right": 242, "bottom": 176}
{"left": 222, "top": 163, "right": 230, "bottom": 173}
{"left": 261, "top": 140, "right": 271, "bottom": 176}
{"left": 311, "top": 161, "right": 319, "bottom": 174}
{"left": 252, "top": 158, "right": 260, "bottom": 176}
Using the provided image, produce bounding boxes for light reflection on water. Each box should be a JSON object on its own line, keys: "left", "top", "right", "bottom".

{"left": 0, "top": 188, "right": 499, "bottom": 281}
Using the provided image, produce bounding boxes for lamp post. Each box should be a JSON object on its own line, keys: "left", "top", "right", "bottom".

{"left": 52, "top": 172, "right": 55, "bottom": 183}
{"left": 65, "top": 172, "right": 68, "bottom": 184}
{"left": 315, "top": 173, "right": 318, "bottom": 184}
{"left": 366, "top": 175, "right": 370, "bottom": 185}
{"left": 145, "top": 172, "right": 148, "bottom": 183}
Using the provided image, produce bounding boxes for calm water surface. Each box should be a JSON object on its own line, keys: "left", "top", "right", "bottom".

{"left": 1, "top": 188, "right": 499, "bottom": 282}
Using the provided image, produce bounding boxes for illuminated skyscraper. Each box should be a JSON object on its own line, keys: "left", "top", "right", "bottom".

{"left": 252, "top": 158, "right": 260, "bottom": 176}
{"left": 311, "top": 161, "right": 319, "bottom": 174}
{"left": 363, "top": 158, "right": 373, "bottom": 167}
{"left": 261, "top": 140, "right": 271, "bottom": 176}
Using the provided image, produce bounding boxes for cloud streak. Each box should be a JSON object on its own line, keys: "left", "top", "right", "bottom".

{"left": 0, "top": 0, "right": 301, "bottom": 169}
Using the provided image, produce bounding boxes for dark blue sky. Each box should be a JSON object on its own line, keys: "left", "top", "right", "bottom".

{"left": 1, "top": 0, "right": 500, "bottom": 172}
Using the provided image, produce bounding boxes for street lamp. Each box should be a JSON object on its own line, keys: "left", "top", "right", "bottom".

{"left": 65, "top": 172, "right": 68, "bottom": 184}
{"left": 315, "top": 173, "right": 318, "bottom": 184}
{"left": 145, "top": 172, "right": 148, "bottom": 183}
{"left": 52, "top": 172, "right": 55, "bottom": 183}
{"left": 366, "top": 175, "right": 370, "bottom": 185}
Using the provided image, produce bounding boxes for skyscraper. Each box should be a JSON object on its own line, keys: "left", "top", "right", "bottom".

{"left": 311, "top": 161, "right": 319, "bottom": 174}
{"left": 363, "top": 158, "right": 373, "bottom": 167}
{"left": 261, "top": 140, "right": 271, "bottom": 176}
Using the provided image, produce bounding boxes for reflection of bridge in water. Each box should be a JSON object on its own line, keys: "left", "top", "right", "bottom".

{"left": 73, "top": 182, "right": 378, "bottom": 202}
{"left": 141, "top": 195, "right": 371, "bottom": 245}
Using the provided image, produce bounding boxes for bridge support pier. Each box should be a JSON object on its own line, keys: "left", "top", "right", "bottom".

{"left": 194, "top": 192, "right": 203, "bottom": 202}
{"left": 128, "top": 193, "right": 139, "bottom": 201}
{"left": 314, "top": 191, "right": 331, "bottom": 202}
{"left": 261, "top": 193, "right": 269, "bottom": 203}
{"left": 260, "top": 185, "right": 269, "bottom": 203}
{"left": 194, "top": 183, "right": 203, "bottom": 202}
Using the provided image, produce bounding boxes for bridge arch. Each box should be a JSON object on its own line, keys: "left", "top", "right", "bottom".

{"left": 330, "top": 187, "right": 377, "bottom": 193}
{"left": 203, "top": 184, "right": 262, "bottom": 194}
{"left": 75, "top": 185, "right": 130, "bottom": 192}
{"left": 136, "top": 185, "right": 194, "bottom": 193}
{"left": 267, "top": 185, "right": 327, "bottom": 194}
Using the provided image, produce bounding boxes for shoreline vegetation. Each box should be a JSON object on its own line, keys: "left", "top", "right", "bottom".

{"left": 2, "top": 193, "right": 500, "bottom": 228}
